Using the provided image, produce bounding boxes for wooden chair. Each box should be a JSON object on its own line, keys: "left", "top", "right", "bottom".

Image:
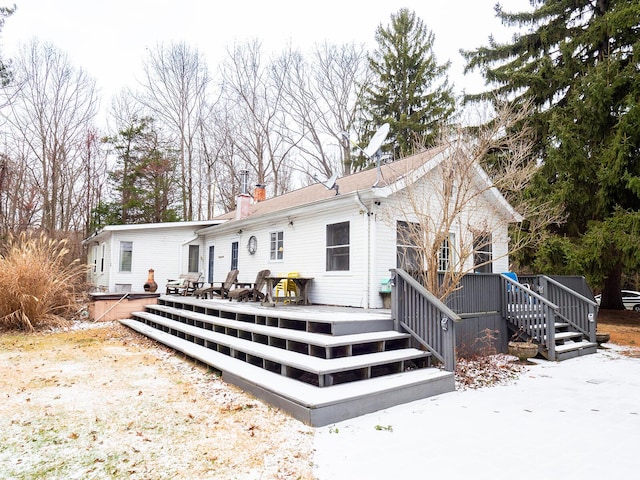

{"left": 228, "top": 269, "right": 271, "bottom": 302}
{"left": 165, "top": 273, "right": 202, "bottom": 295}
{"left": 194, "top": 270, "right": 239, "bottom": 299}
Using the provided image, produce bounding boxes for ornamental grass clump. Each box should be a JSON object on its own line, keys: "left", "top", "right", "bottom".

{"left": 0, "top": 232, "right": 88, "bottom": 332}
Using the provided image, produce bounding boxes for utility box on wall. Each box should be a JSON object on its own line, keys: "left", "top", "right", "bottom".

{"left": 379, "top": 278, "right": 392, "bottom": 308}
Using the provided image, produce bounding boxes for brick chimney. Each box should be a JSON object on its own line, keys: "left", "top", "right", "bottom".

{"left": 254, "top": 184, "right": 266, "bottom": 202}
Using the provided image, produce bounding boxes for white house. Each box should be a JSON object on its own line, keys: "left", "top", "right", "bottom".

{"left": 84, "top": 145, "right": 522, "bottom": 306}
{"left": 197, "top": 144, "right": 522, "bottom": 308}
{"left": 83, "top": 220, "right": 223, "bottom": 292}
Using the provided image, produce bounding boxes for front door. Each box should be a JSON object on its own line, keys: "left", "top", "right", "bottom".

{"left": 207, "top": 245, "right": 215, "bottom": 283}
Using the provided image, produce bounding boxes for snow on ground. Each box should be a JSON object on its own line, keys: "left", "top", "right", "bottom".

{"left": 313, "top": 345, "right": 640, "bottom": 479}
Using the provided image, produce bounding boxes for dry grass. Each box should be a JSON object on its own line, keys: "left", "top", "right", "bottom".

{"left": 0, "top": 322, "right": 315, "bottom": 479}
{"left": 0, "top": 232, "right": 87, "bottom": 332}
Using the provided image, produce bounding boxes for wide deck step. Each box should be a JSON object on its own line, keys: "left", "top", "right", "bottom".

{"left": 159, "top": 296, "right": 394, "bottom": 335}
{"left": 129, "top": 313, "right": 430, "bottom": 387}
{"left": 120, "top": 318, "right": 454, "bottom": 426}
{"left": 145, "top": 304, "right": 412, "bottom": 358}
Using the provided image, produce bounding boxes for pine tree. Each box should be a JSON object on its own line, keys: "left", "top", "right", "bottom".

{"left": 98, "top": 117, "right": 180, "bottom": 227}
{"left": 463, "top": 0, "right": 640, "bottom": 309}
{"left": 364, "top": 8, "right": 455, "bottom": 160}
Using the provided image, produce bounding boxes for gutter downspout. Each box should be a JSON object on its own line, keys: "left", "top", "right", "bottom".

{"left": 355, "top": 192, "right": 371, "bottom": 308}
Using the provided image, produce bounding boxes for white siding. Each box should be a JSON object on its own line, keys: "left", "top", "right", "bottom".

{"left": 87, "top": 227, "right": 205, "bottom": 293}
{"left": 203, "top": 201, "right": 372, "bottom": 307}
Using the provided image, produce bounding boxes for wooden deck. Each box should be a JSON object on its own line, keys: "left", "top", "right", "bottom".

{"left": 120, "top": 295, "right": 454, "bottom": 426}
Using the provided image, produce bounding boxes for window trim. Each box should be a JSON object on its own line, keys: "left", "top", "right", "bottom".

{"left": 473, "top": 232, "right": 493, "bottom": 273}
{"left": 326, "top": 221, "right": 350, "bottom": 272}
{"left": 270, "top": 231, "right": 284, "bottom": 261}
{"left": 188, "top": 245, "right": 199, "bottom": 273}
{"left": 437, "top": 233, "right": 455, "bottom": 272}
{"left": 396, "top": 220, "right": 421, "bottom": 272}
{"left": 230, "top": 241, "right": 239, "bottom": 271}
{"left": 119, "top": 241, "right": 133, "bottom": 273}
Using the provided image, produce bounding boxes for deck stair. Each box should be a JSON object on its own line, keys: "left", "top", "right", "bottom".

{"left": 120, "top": 296, "right": 454, "bottom": 426}
{"left": 509, "top": 310, "right": 597, "bottom": 362}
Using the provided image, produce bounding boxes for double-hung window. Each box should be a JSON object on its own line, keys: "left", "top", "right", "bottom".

{"left": 473, "top": 233, "right": 493, "bottom": 273}
{"left": 270, "top": 231, "right": 284, "bottom": 260}
{"left": 119, "top": 241, "right": 133, "bottom": 272}
{"left": 396, "top": 220, "right": 421, "bottom": 272}
{"left": 437, "top": 233, "right": 455, "bottom": 272}
{"left": 326, "top": 221, "right": 350, "bottom": 271}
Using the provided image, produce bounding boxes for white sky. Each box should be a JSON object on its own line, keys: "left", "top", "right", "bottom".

{"left": 2, "top": 0, "right": 531, "bottom": 110}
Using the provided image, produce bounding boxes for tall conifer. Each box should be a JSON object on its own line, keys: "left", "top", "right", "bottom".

{"left": 464, "top": 0, "right": 640, "bottom": 308}
{"left": 365, "top": 9, "right": 455, "bottom": 160}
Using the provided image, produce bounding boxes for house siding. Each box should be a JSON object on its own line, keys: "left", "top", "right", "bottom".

{"left": 86, "top": 226, "right": 208, "bottom": 293}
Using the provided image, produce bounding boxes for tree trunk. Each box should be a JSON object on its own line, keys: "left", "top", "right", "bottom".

{"left": 600, "top": 262, "right": 624, "bottom": 309}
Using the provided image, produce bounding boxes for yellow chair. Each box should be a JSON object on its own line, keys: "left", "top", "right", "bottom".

{"left": 275, "top": 272, "right": 299, "bottom": 303}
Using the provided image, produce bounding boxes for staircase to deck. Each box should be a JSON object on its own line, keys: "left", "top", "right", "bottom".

{"left": 120, "top": 296, "right": 454, "bottom": 426}
{"left": 510, "top": 317, "right": 598, "bottom": 361}
{"left": 504, "top": 275, "right": 598, "bottom": 362}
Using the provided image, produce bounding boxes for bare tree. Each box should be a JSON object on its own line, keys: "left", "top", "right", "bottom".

{"left": 0, "top": 40, "right": 98, "bottom": 233}
{"left": 278, "top": 42, "right": 370, "bottom": 180}
{"left": 219, "top": 40, "right": 296, "bottom": 198}
{"left": 136, "top": 42, "right": 210, "bottom": 221}
{"left": 387, "top": 100, "right": 564, "bottom": 299}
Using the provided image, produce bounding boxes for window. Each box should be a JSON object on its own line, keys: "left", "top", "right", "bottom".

{"left": 100, "top": 244, "right": 105, "bottom": 273}
{"left": 188, "top": 245, "right": 199, "bottom": 273}
{"left": 473, "top": 233, "right": 493, "bottom": 273}
{"left": 231, "top": 242, "right": 239, "bottom": 270}
{"left": 437, "top": 233, "right": 455, "bottom": 272}
{"left": 119, "top": 241, "right": 132, "bottom": 272}
{"left": 396, "top": 221, "right": 421, "bottom": 272}
{"left": 270, "top": 231, "right": 284, "bottom": 261}
{"left": 326, "top": 221, "right": 350, "bottom": 271}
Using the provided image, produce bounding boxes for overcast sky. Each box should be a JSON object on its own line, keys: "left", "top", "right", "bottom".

{"left": 2, "top": 1, "right": 530, "bottom": 106}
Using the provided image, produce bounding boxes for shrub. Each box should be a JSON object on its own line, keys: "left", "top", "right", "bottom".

{"left": 0, "top": 232, "right": 88, "bottom": 332}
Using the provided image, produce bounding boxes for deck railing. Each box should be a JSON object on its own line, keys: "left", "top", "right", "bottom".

{"left": 390, "top": 269, "right": 458, "bottom": 371}
{"left": 500, "top": 274, "right": 560, "bottom": 361}
{"left": 520, "top": 275, "right": 597, "bottom": 343}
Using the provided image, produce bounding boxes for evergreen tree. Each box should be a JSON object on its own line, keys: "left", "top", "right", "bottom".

{"left": 463, "top": 0, "right": 640, "bottom": 309}
{"left": 364, "top": 8, "right": 455, "bottom": 160}
{"left": 95, "top": 117, "right": 180, "bottom": 228}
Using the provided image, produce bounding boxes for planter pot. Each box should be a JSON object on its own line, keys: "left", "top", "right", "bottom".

{"left": 596, "top": 332, "right": 610, "bottom": 345}
{"left": 508, "top": 341, "right": 539, "bottom": 362}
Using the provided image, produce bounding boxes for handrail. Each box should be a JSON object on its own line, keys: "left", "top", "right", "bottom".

{"left": 501, "top": 274, "right": 559, "bottom": 360}
{"left": 539, "top": 276, "right": 597, "bottom": 342}
{"left": 390, "top": 269, "right": 458, "bottom": 371}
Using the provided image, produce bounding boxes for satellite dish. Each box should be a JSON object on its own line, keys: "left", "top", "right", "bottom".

{"left": 322, "top": 172, "right": 338, "bottom": 190}
{"left": 363, "top": 123, "right": 390, "bottom": 159}
{"left": 314, "top": 172, "right": 339, "bottom": 195}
